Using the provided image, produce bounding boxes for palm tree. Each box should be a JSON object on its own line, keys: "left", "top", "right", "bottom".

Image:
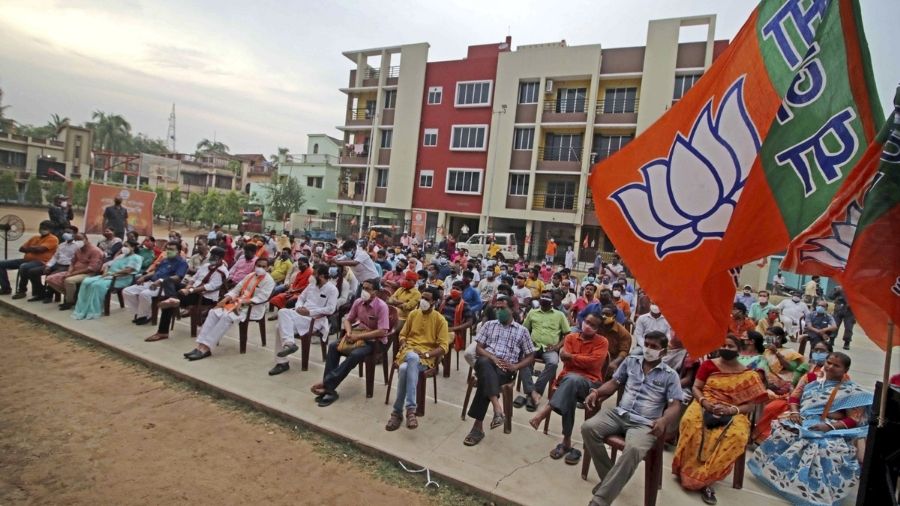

{"left": 89, "top": 111, "right": 132, "bottom": 152}
{"left": 269, "top": 146, "right": 291, "bottom": 164}
{"left": 196, "top": 138, "right": 230, "bottom": 157}
{"left": 0, "top": 87, "right": 14, "bottom": 133}
{"left": 49, "top": 113, "right": 70, "bottom": 132}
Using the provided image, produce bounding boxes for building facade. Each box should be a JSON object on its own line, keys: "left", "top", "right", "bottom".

{"left": 0, "top": 125, "right": 93, "bottom": 191}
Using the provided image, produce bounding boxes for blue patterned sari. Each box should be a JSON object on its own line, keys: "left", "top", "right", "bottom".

{"left": 749, "top": 379, "right": 872, "bottom": 506}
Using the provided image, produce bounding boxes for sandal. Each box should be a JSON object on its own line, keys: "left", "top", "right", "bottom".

{"left": 385, "top": 411, "right": 403, "bottom": 431}
{"left": 525, "top": 397, "right": 538, "bottom": 412}
{"left": 701, "top": 487, "right": 717, "bottom": 505}
{"left": 405, "top": 409, "right": 418, "bottom": 429}
{"left": 513, "top": 395, "right": 527, "bottom": 409}
{"left": 463, "top": 429, "right": 485, "bottom": 446}
{"left": 564, "top": 448, "right": 582, "bottom": 465}
{"left": 550, "top": 443, "right": 570, "bottom": 459}
{"left": 490, "top": 412, "right": 505, "bottom": 430}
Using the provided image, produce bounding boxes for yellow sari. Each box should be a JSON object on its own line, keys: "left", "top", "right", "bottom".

{"left": 672, "top": 367, "right": 766, "bottom": 490}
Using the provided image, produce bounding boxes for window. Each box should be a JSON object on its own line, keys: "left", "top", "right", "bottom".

{"left": 418, "top": 170, "right": 434, "bottom": 188}
{"left": 313, "top": 144, "right": 319, "bottom": 154}
{"left": 450, "top": 125, "right": 488, "bottom": 151}
{"left": 306, "top": 176, "right": 324, "bottom": 188}
{"left": 556, "top": 88, "right": 587, "bottom": 113}
{"left": 508, "top": 174, "right": 529, "bottom": 196}
{"left": 543, "top": 133, "right": 583, "bottom": 162}
{"left": 376, "top": 168, "right": 389, "bottom": 188}
{"left": 513, "top": 128, "right": 534, "bottom": 150}
{"left": 592, "top": 134, "right": 633, "bottom": 161}
{"left": 545, "top": 180, "right": 577, "bottom": 209}
{"left": 427, "top": 86, "right": 442, "bottom": 105}
{"left": 455, "top": 80, "right": 492, "bottom": 107}
{"left": 603, "top": 87, "right": 637, "bottom": 113}
{"left": 423, "top": 129, "right": 438, "bottom": 147}
{"left": 380, "top": 129, "right": 393, "bottom": 149}
{"left": 383, "top": 89, "right": 397, "bottom": 109}
{"left": 518, "top": 82, "right": 539, "bottom": 104}
{"left": 673, "top": 74, "right": 701, "bottom": 100}
{"left": 365, "top": 100, "right": 376, "bottom": 118}
{"left": 446, "top": 169, "right": 482, "bottom": 194}
{"left": 0, "top": 150, "right": 26, "bottom": 168}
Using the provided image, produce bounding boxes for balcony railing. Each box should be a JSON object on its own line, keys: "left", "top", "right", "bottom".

{"left": 532, "top": 192, "right": 578, "bottom": 212}
{"left": 538, "top": 146, "right": 584, "bottom": 162}
{"left": 348, "top": 108, "right": 376, "bottom": 121}
{"left": 595, "top": 98, "right": 639, "bottom": 115}
{"left": 542, "top": 99, "right": 588, "bottom": 114}
{"left": 362, "top": 65, "right": 400, "bottom": 80}
{"left": 338, "top": 179, "right": 367, "bottom": 200}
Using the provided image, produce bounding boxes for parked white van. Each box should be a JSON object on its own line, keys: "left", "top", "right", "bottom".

{"left": 459, "top": 233, "right": 519, "bottom": 260}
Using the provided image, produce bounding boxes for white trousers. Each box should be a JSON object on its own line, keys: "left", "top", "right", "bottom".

{"left": 196, "top": 307, "right": 241, "bottom": 350}
{"left": 123, "top": 282, "right": 158, "bottom": 318}
{"left": 275, "top": 308, "right": 330, "bottom": 364}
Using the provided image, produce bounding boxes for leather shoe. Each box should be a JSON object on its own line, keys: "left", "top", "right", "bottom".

{"left": 317, "top": 392, "right": 339, "bottom": 407}
{"left": 184, "top": 349, "right": 198, "bottom": 357}
{"left": 58, "top": 303, "right": 73, "bottom": 310}
{"left": 42, "top": 297, "right": 55, "bottom": 304}
{"left": 276, "top": 343, "right": 299, "bottom": 357}
{"left": 268, "top": 363, "right": 290, "bottom": 376}
{"left": 27, "top": 295, "right": 44, "bottom": 302}
{"left": 0, "top": 288, "right": 11, "bottom": 295}
{"left": 185, "top": 349, "right": 211, "bottom": 361}
{"left": 11, "top": 292, "right": 26, "bottom": 299}
{"left": 134, "top": 316, "right": 150, "bottom": 325}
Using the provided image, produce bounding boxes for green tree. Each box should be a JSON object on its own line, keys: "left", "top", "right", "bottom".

{"left": 89, "top": 111, "right": 132, "bottom": 152}
{"left": 153, "top": 187, "right": 169, "bottom": 219}
{"left": 0, "top": 172, "right": 18, "bottom": 202}
{"left": 226, "top": 159, "right": 242, "bottom": 176}
{"left": 201, "top": 191, "right": 222, "bottom": 227}
{"left": 269, "top": 147, "right": 291, "bottom": 165}
{"left": 183, "top": 192, "right": 204, "bottom": 228}
{"left": 220, "top": 190, "right": 246, "bottom": 227}
{"left": 73, "top": 179, "right": 90, "bottom": 209}
{"left": 24, "top": 176, "right": 43, "bottom": 205}
{"left": 49, "top": 113, "right": 69, "bottom": 133}
{"left": 0, "top": 87, "right": 12, "bottom": 133}
{"left": 15, "top": 123, "right": 56, "bottom": 139}
{"left": 168, "top": 188, "right": 184, "bottom": 222}
{"left": 195, "top": 138, "right": 230, "bottom": 157}
{"left": 262, "top": 174, "right": 305, "bottom": 223}
{"left": 131, "top": 133, "right": 169, "bottom": 155}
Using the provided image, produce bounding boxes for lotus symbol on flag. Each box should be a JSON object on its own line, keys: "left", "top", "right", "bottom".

{"left": 799, "top": 201, "right": 861, "bottom": 269}
{"left": 611, "top": 76, "right": 761, "bottom": 259}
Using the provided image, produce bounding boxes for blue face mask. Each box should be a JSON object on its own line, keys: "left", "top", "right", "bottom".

{"left": 815, "top": 306, "right": 826, "bottom": 314}
{"left": 811, "top": 351, "right": 829, "bottom": 364}
{"left": 328, "top": 267, "right": 339, "bottom": 278}
{"left": 62, "top": 233, "right": 73, "bottom": 242}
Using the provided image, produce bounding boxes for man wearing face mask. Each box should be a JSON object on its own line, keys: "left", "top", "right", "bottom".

{"left": 596, "top": 306, "right": 633, "bottom": 373}
{"left": 440, "top": 280, "right": 476, "bottom": 357}
{"left": 330, "top": 240, "right": 380, "bottom": 298}
{"left": 385, "top": 287, "right": 449, "bottom": 431}
{"left": 748, "top": 290, "right": 777, "bottom": 322}
{"left": 47, "top": 194, "right": 73, "bottom": 239}
{"left": 28, "top": 227, "right": 78, "bottom": 302}
{"left": 755, "top": 307, "right": 783, "bottom": 334}
{"left": 382, "top": 259, "right": 408, "bottom": 292}
{"left": 516, "top": 289, "right": 570, "bottom": 411}
{"left": 135, "top": 237, "right": 159, "bottom": 271}
{"left": 103, "top": 196, "right": 129, "bottom": 239}
{"left": 227, "top": 243, "right": 261, "bottom": 286}
{"left": 581, "top": 331, "right": 683, "bottom": 505}
{"left": 46, "top": 233, "right": 103, "bottom": 309}
{"left": 3, "top": 221, "right": 59, "bottom": 299}
{"left": 610, "top": 284, "right": 631, "bottom": 321}
{"left": 123, "top": 241, "right": 189, "bottom": 325}
{"left": 461, "top": 296, "right": 534, "bottom": 446}
{"left": 800, "top": 301, "right": 837, "bottom": 356}
{"left": 97, "top": 227, "right": 123, "bottom": 262}
{"left": 527, "top": 312, "right": 609, "bottom": 464}
{"left": 581, "top": 268, "right": 599, "bottom": 288}
{"left": 388, "top": 270, "right": 421, "bottom": 322}
{"left": 268, "top": 264, "right": 338, "bottom": 375}
{"left": 632, "top": 303, "right": 671, "bottom": 350}
{"left": 776, "top": 293, "right": 810, "bottom": 337}
{"left": 186, "top": 243, "right": 210, "bottom": 277}
{"left": 734, "top": 284, "right": 756, "bottom": 310}
{"left": 184, "top": 257, "right": 275, "bottom": 361}
{"left": 268, "top": 256, "right": 312, "bottom": 317}
{"left": 269, "top": 247, "right": 293, "bottom": 285}
{"left": 145, "top": 247, "right": 229, "bottom": 342}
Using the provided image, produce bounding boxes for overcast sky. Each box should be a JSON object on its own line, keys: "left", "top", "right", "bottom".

{"left": 0, "top": 0, "right": 896, "bottom": 155}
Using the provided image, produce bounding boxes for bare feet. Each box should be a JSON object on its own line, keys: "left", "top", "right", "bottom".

{"left": 529, "top": 404, "right": 552, "bottom": 429}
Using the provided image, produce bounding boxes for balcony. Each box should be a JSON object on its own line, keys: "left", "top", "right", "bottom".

{"left": 537, "top": 146, "right": 583, "bottom": 172}
{"left": 595, "top": 99, "right": 639, "bottom": 124}
{"left": 505, "top": 195, "right": 527, "bottom": 210}
{"left": 337, "top": 178, "right": 367, "bottom": 201}
{"left": 345, "top": 108, "right": 376, "bottom": 127}
{"left": 542, "top": 99, "right": 588, "bottom": 123}
{"left": 338, "top": 147, "right": 369, "bottom": 166}
{"left": 532, "top": 192, "right": 578, "bottom": 213}
{"left": 350, "top": 66, "right": 401, "bottom": 88}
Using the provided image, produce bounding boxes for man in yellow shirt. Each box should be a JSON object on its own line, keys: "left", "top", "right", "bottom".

{"left": 524, "top": 267, "right": 545, "bottom": 300}
{"left": 269, "top": 247, "right": 293, "bottom": 284}
{"left": 388, "top": 270, "right": 421, "bottom": 321}
{"left": 385, "top": 287, "right": 449, "bottom": 431}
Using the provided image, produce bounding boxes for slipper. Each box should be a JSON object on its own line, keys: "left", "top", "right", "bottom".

{"left": 564, "top": 448, "right": 582, "bottom": 465}
{"left": 513, "top": 395, "right": 527, "bottom": 409}
{"left": 525, "top": 397, "right": 538, "bottom": 412}
{"left": 463, "top": 429, "right": 485, "bottom": 446}
{"left": 490, "top": 412, "right": 505, "bottom": 430}
{"left": 550, "top": 443, "right": 571, "bottom": 459}
{"left": 145, "top": 333, "right": 169, "bottom": 342}
{"left": 316, "top": 392, "right": 339, "bottom": 407}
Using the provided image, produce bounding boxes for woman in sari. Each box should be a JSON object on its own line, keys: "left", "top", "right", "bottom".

{"left": 71, "top": 246, "right": 143, "bottom": 320}
{"left": 737, "top": 331, "right": 770, "bottom": 373}
{"left": 749, "top": 352, "right": 870, "bottom": 506}
{"left": 672, "top": 334, "right": 768, "bottom": 504}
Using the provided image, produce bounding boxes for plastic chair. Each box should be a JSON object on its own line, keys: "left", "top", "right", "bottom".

{"left": 460, "top": 366, "right": 515, "bottom": 433}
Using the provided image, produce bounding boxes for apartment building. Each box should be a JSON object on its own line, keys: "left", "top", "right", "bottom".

{"left": 0, "top": 125, "right": 93, "bottom": 190}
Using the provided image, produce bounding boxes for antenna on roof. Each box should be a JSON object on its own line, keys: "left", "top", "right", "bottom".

{"left": 167, "top": 103, "right": 176, "bottom": 153}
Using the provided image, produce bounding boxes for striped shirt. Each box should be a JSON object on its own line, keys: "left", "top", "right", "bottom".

{"left": 475, "top": 320, "right": 535, "bottom": 364}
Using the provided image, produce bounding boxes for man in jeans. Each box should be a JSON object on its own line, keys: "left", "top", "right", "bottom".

{"left": 580, "top": 331, "right": 683, "bottom": 506}
{"left": 313, "top": 278, "right": 390, "bottom": 407}
{"left": 462, "top": 296, "right": 535, "bottom": 447}
{"left": 516, "top": 289, "right": 570, "bottom": 411}
{"left": 385, "top": 287, "right": 448, "bottom": 431}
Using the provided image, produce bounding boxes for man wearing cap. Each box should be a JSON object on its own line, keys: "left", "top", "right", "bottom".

{"left": 48, "top": 195, "right": 73, "bottom": 240}
{"left": 388, "top": 270, "right": 421, "bottom": 322}
{"left": 735, "top": 284, "right": 756, "bottom": 310}
{"left": 517, "top": 289, "right": 570, "bottom": 411}
{"left": 632, "top": 303, "right": 671, "bottom": 350}
{"left": 145, "top": 247, "right": 229, "bottom": 342}
{"left": 103, "top": 196, "right": 129, "bottom": 239}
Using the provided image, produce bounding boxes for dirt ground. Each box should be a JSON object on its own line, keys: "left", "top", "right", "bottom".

{"left": 0, "top": 308, "right": 479, "bottom": 506}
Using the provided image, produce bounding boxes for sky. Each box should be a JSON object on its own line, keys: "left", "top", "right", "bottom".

{"left": 0, "top": 0, "right": 896, "bottom": 156}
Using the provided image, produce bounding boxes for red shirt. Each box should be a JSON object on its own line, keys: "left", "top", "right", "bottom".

{"left": 557, "top": 332, "right": 609, "bottom": 385}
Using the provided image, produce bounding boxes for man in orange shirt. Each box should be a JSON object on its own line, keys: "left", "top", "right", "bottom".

{"left": 545, "top": 238, "right": 558, "bottom": 264}
{"left": 1, "top": 220, "right": 59, "bottom": 298}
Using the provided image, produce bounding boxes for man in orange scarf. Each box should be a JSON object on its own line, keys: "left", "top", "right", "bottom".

{"left": 268, "top": 256, "right": 312, "bottom": 318}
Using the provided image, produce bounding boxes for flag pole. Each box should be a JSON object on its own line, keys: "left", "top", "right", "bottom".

{"left": 878, "top": 321, "right": 895, "bottom": 428}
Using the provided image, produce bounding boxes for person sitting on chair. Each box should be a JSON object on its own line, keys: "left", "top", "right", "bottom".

{"left": 312, "top": 278, "right": 390, "bottom": 406}
{"left": 145, "top": 247, "right": 228, "bottom": 342}
{"left": 384, "top": 287, "right": 448, "bottom": 432}
{"left": 268, "top": 264, "right": 338, "bottom": 376}
{"left": 267, "top": 255, "right": 312, "bottom": 317}
{"left": 528, "top": 312, "right": 609, "bottom": 465}
{"left": 46, "top": 232, "right": 104, "bottom": 309}
{"left": 1, "top": 221, "right": 59, "bottom": 299}
{"left": 580, "top": 331, "right": 683, "bottom": 506}
{"left": 516, "top": 289, "right": 570, "bottom": 412}
{"left": 462, "top": 296, "right": 535, "bottom": 447}
{"left": 183, "top": 257, "right": 275, "bottom": 361}
{"left": 123, "top": 241, "right": 188, "bottom": 325}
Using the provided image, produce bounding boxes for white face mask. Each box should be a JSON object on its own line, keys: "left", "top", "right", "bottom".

{"left": 531, "top": 299, "right": 540, "bottom": 309}
{"left": 60, "top": 201, "right": 68, "bottom": 208}
{"left": 612, "top": 290, "right": 621, "bottom": 298}
{"left": 73, "top": 240, "right": 85, "bottom": 249}
{"left": 418, "top": 299, "right": 431, "bottom": 311}
{"left": 649, "top": 304, "right": 660, "bottom": 316}
{"left": 120, "top": 247, "right": 132, "bottom": 256}
{"left": 359, "top": 290, "right": 371, "bottom": 301}
{"left": 255, "top": 267, "right": 266, "bottom": 276}
{"left": 643, "top": 348, "right": 663, "bottom": 362}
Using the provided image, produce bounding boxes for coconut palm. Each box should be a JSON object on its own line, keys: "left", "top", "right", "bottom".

{"left": 269, "top": 146, "right": 291, "bottom": 164}
{"left": 49, "top": 113, "right": 70, "bottom": 132}
{"left": 89, "top": 111, "right": 132, "bottom": 152}
{"left": 196, "top": 138, "right": 230, "bottom": 156}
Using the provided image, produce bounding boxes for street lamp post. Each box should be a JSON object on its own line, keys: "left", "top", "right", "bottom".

{"left": 483, "top": 104, "right": 507, "bottom": 234}
{"left": 357, "top": 118, "right": 378, "bottom": 239}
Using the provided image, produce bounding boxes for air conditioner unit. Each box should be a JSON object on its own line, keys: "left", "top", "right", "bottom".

{"left": 545, "top": 79, "right": 554, "bottom": 93}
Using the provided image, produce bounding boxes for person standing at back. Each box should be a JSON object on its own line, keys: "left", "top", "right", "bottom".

{"left": 103, "top": 197, "right": 129, "bottom": 239}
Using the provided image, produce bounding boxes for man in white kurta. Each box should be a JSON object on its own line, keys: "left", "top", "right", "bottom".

{"left": 184, "top": 258, "right": 275, "bottom": 361}
{"left": 269, "top": 265, "right": 338, "bottom": 375}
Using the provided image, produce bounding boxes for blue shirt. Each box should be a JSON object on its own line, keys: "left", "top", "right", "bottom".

{"left": 151, "top": 256, "right": 188, "bottom": 281}
{"left": 463, "top": 285, "right": 482, "bottom": 313}
{"left": 576, "top": 302, "right": 626, "bottom": 326}
{"left": 613, "top": 356, "right": 683, "bottom": 426}
{"left": 734, "top": 293, "right": 756, "bottom": 310}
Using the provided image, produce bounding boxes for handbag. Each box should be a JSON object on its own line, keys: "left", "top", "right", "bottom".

{"left": 702, "top": 409, "right": 734, "bottom": 429}
{"left": 336, "top": 335, "right": 367, "bottom": 354}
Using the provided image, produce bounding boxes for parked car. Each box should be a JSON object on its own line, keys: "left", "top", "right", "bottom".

{"left": 304, "top": 229, "right": 337, "bottom": 242}
{"left": 459, "top": 233, "right": 519, "bottom": 260}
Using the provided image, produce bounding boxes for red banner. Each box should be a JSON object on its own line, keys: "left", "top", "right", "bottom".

{"left": 83, "top": 184, "right": 156, "bottom": 236}
{"left": 410, "top": 210, "right": 427, "bottom": 239}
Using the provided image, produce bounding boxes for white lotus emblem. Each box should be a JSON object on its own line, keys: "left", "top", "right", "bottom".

{"left": 799, "top": 201, "right": 860, "bottom": 269}
{"left": 610, "top": 76, "right": 761, "bottom": 258}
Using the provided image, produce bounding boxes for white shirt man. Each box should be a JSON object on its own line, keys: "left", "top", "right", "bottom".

{"left": 777, "top": 295, "right": 810, "bottom": 335}
{"left": 47, "top": 235, "right": 80, "bottom": 270}
{"left": 632, "top": 305, "right": 671, "bottom": 350}
{"left": 336, "top": 242, "right": 380, "bottom": 287}
{"left": 564, "top": 247, "right": 575, "bottom": 270}
{"left": 477, "top": 274, "right": 500, "bottom": 304}
{"left": 270, "top": 265, "right": 338, "bottom": 375}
